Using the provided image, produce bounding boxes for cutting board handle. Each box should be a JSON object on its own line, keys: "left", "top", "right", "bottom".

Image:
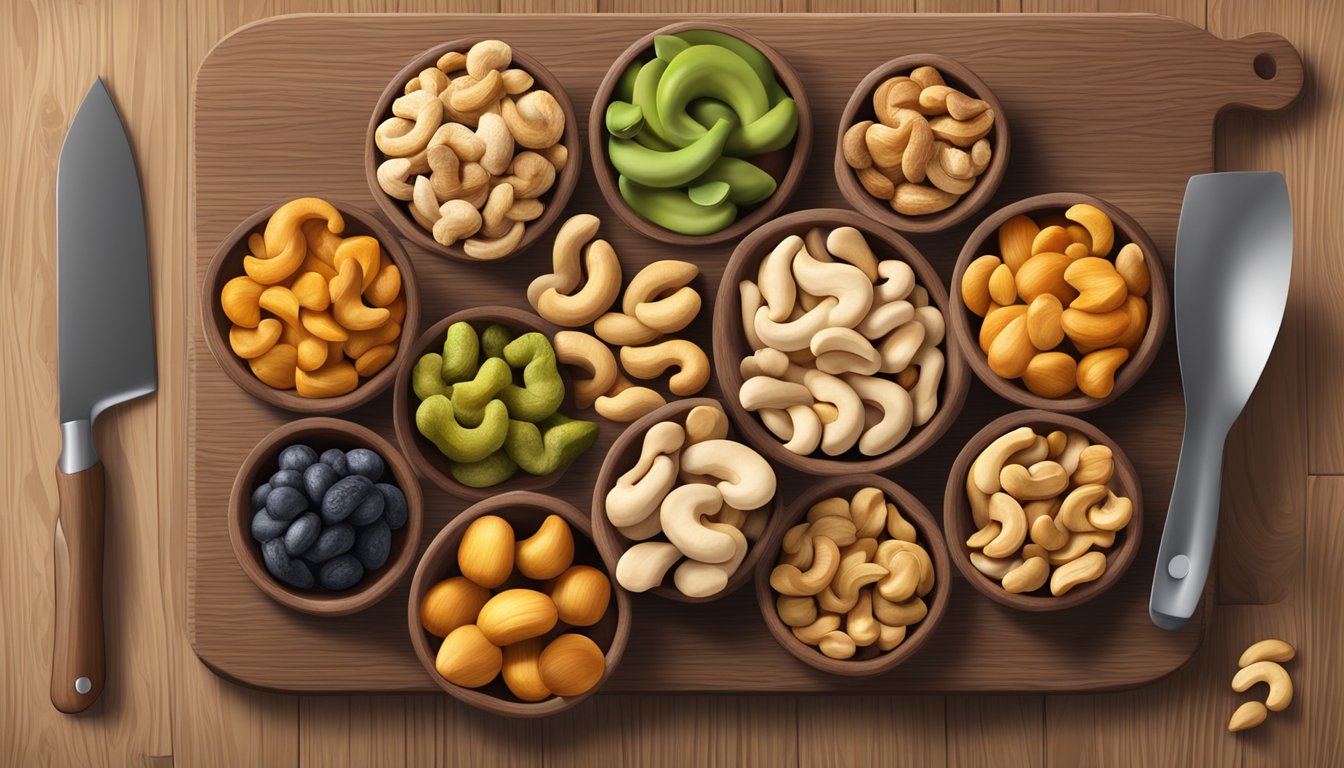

{"left": 1218, "top": 32, "right": 1303, "bottom": 114}
{"left": 51, "top": 461, "right": 106, "bottom": 714}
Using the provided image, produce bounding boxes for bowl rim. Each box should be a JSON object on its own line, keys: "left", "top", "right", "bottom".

{"left": 589, "top": 397, "right": 787, "bottom": 604}
{"left": 200, "top": 198, "right": 422, "bottom": 415}
{"left": 391, "top": 305, "right": 581, "bottom": 502}
{"left": 363, "top": 36, "right": 583, "bottom": 264}
{"left": 226, "top": 417, "right": 425, "bottom": 617}
{"left": 752, "top": 473, "right": 952, "bottom": 677}
{"left": 711, "top": 207, "right": 970, "bottom": 475}
{"left": 947, "top": 192, "right": 1171, "bottom": 412}
{"left": 586, "top": 20, "right": 813, "bottom": 246}
{"left": 941, "top": 409, "right": 1145, "bottom": 612}
{"left": 833, "top": 53, "right": 1011, "bottom": 234}
{"left": 405, "top": 491, "right": 632, "bottom": 718}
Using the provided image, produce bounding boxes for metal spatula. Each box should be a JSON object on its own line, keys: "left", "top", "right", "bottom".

{"left": 1149, "top": 172, "right": 1292, "bottom": 631}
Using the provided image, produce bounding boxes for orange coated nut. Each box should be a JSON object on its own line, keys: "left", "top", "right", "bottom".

{"left": 537, "top": 633, "right": 605, "bottom": 697}
{"left": 419, "top": 576, "right": 491, "bottom": 638}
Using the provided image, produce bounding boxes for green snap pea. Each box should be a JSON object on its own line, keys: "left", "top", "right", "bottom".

{"left": 412, "top": 353, "right": 452, "bottom": 401}
{"left": 498, "top": 332, "right": 564, "bottom": 423}
{"left": 614, "top": 59, "right": 644, "bottom": 103}
{"left": 618, "top": 175, "right": 737, "bottom": 236}
{"left": 605, "top": 101, "right": 645, "bottom": 140}
{"left": 448, "top": 357, "right": 511, "bottom": 427}
{"left": 480, "top": 323, "right": 514, "bottom": 360}
{"left": 688, "top": 179, "right": 731, "bottom": 206}
{"left": 631, "top": 57, "right": 674, "bottom": 147}
{"left": 723, "top": 97, "right": 799, "bottom": 158}
{"left": 689, "top": 156, "right": 777, "bottom": 205}
{"left": 415, "top": 396, "right": 509, "bottom": 464}
{"left": 653, "top": 34, "right": 690, "bottom": 62}
{"left": 440, "top": 322, "right": 479, "bottom": 384}
{"left": 673, "top": 29, "right": 788, "bottom": 103}
{"left": 503, "top": 415, "right": 600, "bottom": 476}
{"left": 449, "top": 449, "right": 518, "bottom": 488}
{"left": 656, "top": 45, "right": 768, "bottom": 148}
{"left": 687, "top": 98, "right": 738, "bottom": 132}
{"left": 608, "top": 118, "right": 732, "bottom": 189}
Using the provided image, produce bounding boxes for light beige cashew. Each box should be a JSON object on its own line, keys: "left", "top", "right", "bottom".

{"left": 738, "top": 280, "right": 767, "bottom": 351}
{"left": 1000, "top": 460, "right": 1070, "bottom": 500}
{"left": 538, "top": 142, "right": 569, "bottom": 171}
{"left": 754, "top": 297, "right": 839, "bottom": 352}
{"left": 972, "top": 427, "right": 1039, "bottom": 495}
{"left": 500, "top": 90, "right": 566, "bottom": 149}
{"left": 908, "top": 346, "right": 944, "bottom": 427}
{"left": 1055, "top": 430, "right": 1091, "bottom": 476}
{"left": 472, "top": 112, "right": 514, "bottom": 176}
{"left": 426, "top": 144, "right": 462, "bottom": 199}
{"left": 614, "top": 541, "right": 682, "bottom": 592}
{"left": 465, "top": 39, "right": 511, "bottom": 78}
{"left": 1240, "top": 639, "right": 1296, "bottom": 667}
{"left": 463, "top": 220, "right": 525, "bottom": 261}
{"left": 740, "top": 375, "right": 813, "bottom": 412}
{"left": 771, "top": 535, "right": 841, "bottom": 597}
{"left": 684, "top": 404, "right": 730, "bottom": 446}
{"left": 431, "top": 199, "right": 483, "bottom": 247}
{"left": 617, "top": 508, "right": 665, "bottom": 541}
{"left": 791, "top": 613, "right": 842, "bottom": 646}
{"left": 739, "top": 347, "right": 790, "bottom": 380}
{"left": 1023, "top": 498, "right": 1061, "bottom": 525}
{"left": 1007, "top": 435, "right": 1050, "bottom": 467}
{"left": 392, "top": 88, "right": 436, "bottom": 119}
{"left": 1087, "top": 490, "right": 1133, "bottom": 531}
{"left": 417, "top": 67, "right": 449, "bottom": 96}
{"left": 634, "top": 289, "right": 700, "bottom": 335}
{"left": 1049, "top": 550, "right": 1107, "bottom": 596}
{"left": 842, "top": 373, "right": 914, "bottom": 456}
{"left": 605, "top": 420, "right": 684, "bottom": 527}
{"left": 501, "top": 68, "right": 534, "bottom": 95}
{"left": 680, "top": 439, "right": 777, "bottom": 511}
{"left": 552, "top": 331, "right": 617, "bottom": 410}
{"left": 659, "top": 484, "right": 736, "bottom": 564}
{"left": 376, "top": 158, "right": 416, "bottom": 200}
{"left": 622, "top": 260, "right": 697, "bottom": 315}
{"left": 757, "top": 234, "right": 802, "bottom": 322}
{"left": 913, "top": 305, "right": 946, "bottom": 347}
{"left": 673, "top": 523, "right": 748, "bottom": 598}
{"left": 825, "top": 226, "right": 880, "bottom": 282}
{"left": 846, "top": 592, "right": 881, "bottom": 647}
{"left": 812, "top": 327, "right": 881, "bottom": 375}
{"left": 877, "top": 622, "right": 907, "bottom": 651}
{"left": 983, "top": 493, "right": 1028, "bottom": 559}
{"left": 435, "top": 50, "right": 466, "bottom": 74}
{"left": 1228, "top": 701, "right": 1269, "bottom": 733}
{"left": 1029, "top": 514, "right": 1070, "bottom": 551}
{"left": 804, "top": 369, "right": 865, "bottom": 456}
{"left": 857, "top": 299, "right": 915, "bottom": 340}
{"left": 776, "top": 595, "right": 818, "bottom": 628}
{"left": 1072, "top": 444, "right": 1115, "bottom": 486}
{"left": 412, "top": 175, "right": 441, "bottom": 226}
{"left": 709, "top": 506, "right": 747, "bottom": 531}
{"left": 886, "top": 503, "right": 916, "bottom": 543}
{"left": 450, "top": 68, "right": 505, "bottom": 113}
{"left": 1002, "top": 556, "right": 1050, "bottom": 594}
{"left": 792, "top": 245, "right": 874, "bottom": 328}
{"left": 620, "top": 340, "right": 710, "bottom": 396}
{"left": 874, "top": 259, "right": 916, "bottom": 305}
{"left": 966, "top": 521, "right": 1001, "bottom": 550}
{"left": 970, "top": 551, "right": 1022, "bottom": 580}
{"left": 594, "top": 375, "right": 666, "bottom": 422}
{"left": 966, "top": 458, "right": 992, "bottom": 529}
{"left": 876, "top": 550, "right": 921, "bottom": 602}
{"left": 477, "top": 182, "right": 515, "bottom": 239}
{"left": 375, "top": 93, "right": 443, "bottom": 157}
{"left": 849, "top": 487, "right": 888, "bottom": 538}
{"left": 876, "top": 539, "right": 935, "bottom": 597}
{"left": 780, "top": 523, "right": 815, "bottom": 569}
{"left": 877, "top": 320, "right": 926, "bottom": 374}
{"left": 872, "top": 593, "right": 927, "bottom": 627}
{"left": 781, "top": 403, "right": 823, "bottom": 455}
{"left": 805, "top": 227, "right": 832, "bottom": 262}
{"left": 506, "top": 198, "right": 544, "bottom": 222}
{"left": 758, "top": 407, "right": 794, "bottom": 442}
{"left": 535, "top": 239, "right": 622, "bottom": 327}
{"left": 500, "top": 151, "right": 556, "bottom": 199}
{"left": 429, "top": 122, "right": 485, "bottom": 162}
{"left": 1058, "top": 484, "right": 1109, "bottom": 532}
{"left": 594, "top": 311, "right": 659, "bottom": 346}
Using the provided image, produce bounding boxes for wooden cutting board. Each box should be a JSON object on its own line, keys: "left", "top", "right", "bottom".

{"left": 188, "top": 13, "right": 1301, "bottom": 693}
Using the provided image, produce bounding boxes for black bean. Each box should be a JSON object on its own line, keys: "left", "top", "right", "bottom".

{"left": 318, "top": 554, "right": 364, "bottom": 590}
{"left": 264, "top": 485, "right": 309, "bottom": 522}
{"left": 278, "top": 444, "right": 318, "bottom": 472}
{"left": 376, "top": 484, "right": 408, "bottom": 530}
{"left": 319, "top": 448, "right": 349, "bottom": 476}
{"left": 303, "top": 462, "right": 340, "bottom": 505}
{"left": 347, "top": 490, "right": 385, "bottom": 526}
{"left": 262, "top": 538, "right": 315, "bottom": 589}
{"left": 346, "top": 448, "right": 385, "bottom": 481}
{"left": 353, "top": 520, "right": 392, "bottom": 570}
{"left": 251, "top": 509, "right": 290, "bottom": 543}
{"left": 284, "top": 512, "right": 321, "bottom": 556}
{"left": 269, "top": 469, "right": 304, "bottom": 492}
{"left": 250, "top": 483, "right": 272, "bottom": 511}
{"left": 306, "top": 523, "right": 355, "bottom": 563}
{"left": 320, "top": 475, "right": 372, "bottom": 525}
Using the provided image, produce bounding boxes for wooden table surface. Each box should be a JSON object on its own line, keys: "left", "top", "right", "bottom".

{"left": 2, "top": 0, "right": 1338, "bottom": 765}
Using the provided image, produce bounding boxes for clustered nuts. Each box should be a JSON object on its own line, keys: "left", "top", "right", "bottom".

{"left": 843, "top": 65, "right": 994, "bottom": 216}
{"left": 1227, "top": 638, "right": 1295, "bottom": 732}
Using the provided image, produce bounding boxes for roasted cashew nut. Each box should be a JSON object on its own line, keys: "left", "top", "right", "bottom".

{"left": 604, "top": 420, "right": 684, "bottom": 527}
{"left": 983, "top": 492, "right": 1028, "bottom": 559}
{"left": 553, "top": 330, "right": 618, "bottom": 410}
{"left": 770, "top": 535, "right": 840, "bottom": 597}
{"left": 534, "top": 238, "right": 622, "bottom": 327}
{"left": 999, "top": 460, "right": 1070, "bottom": 501}
{"left": 527, "top": 214, "right": 599, "bottom": 306}
{"left": 620, "top": 340, "right": 711, "bottom": 396}
{"left": 1087, "top": 489, "right": 1133, "bottom": 532}
{"left": 1057, "top": 483, "right": 1109, "bottom": 533}
{"left": 594, "top": 376, "right": 666, "bottom": 422}
{"left": 500, "top": 90, "right": 566, "bottom": 149}
{"left": 684, "top": 403, "right": 730, "bottom": 445}
{"left": 876, "top": 538, "right": 935, "bottom": 597}
{"left": 972, "top": 426, "right": 1038, "bottom": 495}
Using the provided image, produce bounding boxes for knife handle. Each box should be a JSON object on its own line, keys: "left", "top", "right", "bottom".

{"left": 51, "top": 461, "right": 105, "bottom": 714}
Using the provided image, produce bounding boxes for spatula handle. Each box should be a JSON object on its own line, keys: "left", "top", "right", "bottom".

{"left": 1150, "top": 417, "right": 1227, "bottom": 631}
{"left": 51, "top": 461, "right": 106, "bottom": 713}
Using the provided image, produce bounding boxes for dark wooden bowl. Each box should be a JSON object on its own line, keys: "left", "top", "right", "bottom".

{"left": 365, "top": 37, "right": 582, "bottom": 264}
{"left": 227, "top": 417, "right": 424, "bottom": 617}
{"left": 591, "top": 397, "right": 787, "bottom": 604}
{"left": 942, "top": 410, "right": 1144, "bottom": 612}
{"left": 711, "top": 208, "right": 970, "bottom": 476}
{"left": 835, "top": 54, "right": 1010, "bottom": 235}
{"left": 753, "top": 474, "right": 951, "bottom": 677}
{"left": 406, "top": 492, "right": 631, "bottom": 718}
{"left": 392, "top": 305, "right": 582, "bottom": 502}
{"left": 200, "top": 200, "right": 421, "bottom": 415}
{"left": 948, "top": 193, "right": 1170, "bottom": 412}
{"left": 587, "top": 21, "right": 812, "bottom": 246}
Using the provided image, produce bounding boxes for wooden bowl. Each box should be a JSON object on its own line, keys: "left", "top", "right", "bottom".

{"left": 200, "top": 199, "right": 421, "bottom": 415}
{"left": 364, "top": 37, "right": 582, "bottom": 264}
{"left": 753, "top": 474, "right": 951, "bottom": 677}
{"left": 392, "top": 305, "right": 581, "bottom": 502}
{"left": 591, "top": 397, "right": 787, "bottom": 604}
{"left": 587, "top": 21, "right": 812, "bottom": 246}
{"left": 406, "top": 492, "right": 631, "bottom": 718}
{"left": 942, "top": 410, "right": 1144, "bottom": 612}
{"left": 947, "top": 193, "right": 1170, "bottom": 411}
{"left": 835, "top": 54, "right": 1010, "bottom": 235}
{"left": 227, "top": 417, "right": 424, "bottom": 617}
{"left": 711, "top": 208, "right": 970, "bottom": 476}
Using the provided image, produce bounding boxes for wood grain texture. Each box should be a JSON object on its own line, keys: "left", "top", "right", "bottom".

{"left": 797, "top": 696, "right": 945, "bottom": 765}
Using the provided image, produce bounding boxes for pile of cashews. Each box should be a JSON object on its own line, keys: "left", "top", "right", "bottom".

{"left": 608, "top": 403, "right": 776, "bottom": 599}
{"left": 1227, "top": 639, "right": 1295, "bottom": 732}
{"left": 964, "top": 425, "right": 1132, "bottom": 596}
{"left": 375, "top": 40, "right": 568, "bottom": 260}
{"left": 220, "top": 197, "right": 404, "bottom": 398}
{"left": 736, "top": 226, "right": 945, "bottom": 457}
{"left": 529, "top": 214, "right": 711, "bottom": 422}
{"left": 769, "top": 486, "right": 935, "bottom": 660}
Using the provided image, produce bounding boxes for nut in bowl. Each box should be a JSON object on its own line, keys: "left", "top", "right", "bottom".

{"left": 836, "top": 55, "right": 1009, "bottom": 234}
{"left": 943, "top": 410, "right": 1143, "bottom": 611}
{"left": 407, "top": 492, "right": 630, "bottom": 717}
{"left": 754, "top": 475, "right": 950, "bottom": 676}
{"left": 366, "top": 38, "right": 581, "bottom": 263}
{"left": 712, "top": 208, "right": 969, "bottom": 476}
{"left": 951, "top": 193, "right": 1170, "bottom": 411}
{"left": 202, "top": 198, "right": 420, "bottom": 414}
{"left": 592, "top": 398, "right": 783, "bottom": 603}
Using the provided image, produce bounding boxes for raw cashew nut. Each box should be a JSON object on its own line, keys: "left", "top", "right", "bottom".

{"left": 501, "top": 90, "right": 566, "bottom": 149}
{"left": 615, "top": 541, "right": 682, "bottom": 592}
{"left": 1056, "top": 430, "right": 1091, "bottom": 476}
{"left": 770, "top": 535, "right": 840, "bottom": 596}
{"left": 376, "top": 96, "right": 442, "bottom": 157}
{"left": 740, "top": 375, "right": 812, "bottom": 411}
{"left": 1072, "top": 444, "right": 1115, "bottom": 486}
{"left": 970, "top": 551, "right": 1021, "bottom": 580}
{"left": 527, "top": 214, "right": 599, "bottom": 305}
{"left": 791, "top": 245, "right": 873, "bottom": 327}
{"left": 876, "top": 550, "right": 921, "bottom": 602}
{"left": 804, "top": 369, "right": 864, "bottom": 456}
{"left": 684, "top": 404, "right": 730, "bottom": 445}
{"left": 672, "top": 523, "right": 747, "bottom": 598}
{"left": 907, "top": 346, "right": 944, "bottom": 427}
{"left": 758, "top": 235, "right": 802, "bottom": 321}
{"left": 812, "top": 328, "right": 881, "bottom": 376}
{"left": 754, "top": 297, "right": 839, "bottom": 351}
{"left": 679, "top": 439, "right": 776, "bottom": 511}
{"left": 605, "top": 421, "right": 684, "bottom": 528}
{"left": 983, "top": 493, "right": 1028, "bottom": 559}
{"left": 659, "top": 484, "right": 736, "bottom": 564}
{"left": 972, "top": 427, "right": 1038, "bottom": 495}
{"left": 620, "top": 340, "right": 711, "bottom": 396}
{"left": 842, "top": 373, "right": 913, "bottom": 456}
{"left": 464, "top": 221, "right": 525, "bottom": 261}
{"left": 554, "top": 331, "right": 618, "bottom": 409}
{"left": 825, "top": 227, "right": 880, "bottom": 282}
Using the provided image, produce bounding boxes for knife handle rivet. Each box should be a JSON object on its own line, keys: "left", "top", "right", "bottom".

{"left": 1167, "top": 555, "right": 1191, "bottom": 580}
{"left": 75, "top": 676, "right": 91, "bottom": 694}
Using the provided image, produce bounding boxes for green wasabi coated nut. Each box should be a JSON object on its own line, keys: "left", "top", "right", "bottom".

{"left": 656, "top": 45, "right": 769, "bottom": 148}
{"left": 498, "top": 332, "right": 564, "bottom": 423}
{"left": 689, "top": 156, "right": 777, "bottom": 206}
{"left": 503, "top": 414, "right": 599, "bottom": 476}
{"left": 449, "top": 449, "right": 518, "bottom": 488}
{"left": 614, "top": 59, "right": 644, "bottom": 103}
{"left": 440, "top": 322, "right": 479, "bottom": 384}
{"left": 723, "top": 97, "right": 799, "bottom": 158}
{"left": 415, "top": 396, "right": 509, "bottom": 464}
{"left": 480, "top": 323, "right": 514, "bottom": 360}
{"left": 448, "top": 357, "right": 511, "bottom": 427}
{"left": 412, "top": 353, "right": 452, "bottom": 401}
{"left": 605, "top": 101, "right": 645, "bottom": 140}
{"left": 673, "top": 29, "right": 788, "bottom": 103}
{"left": 608, "top": 118, "right": 732, "bottom": 189}
{"left": 688, "top": 179, "right": 731, "bottom": 206}
{"left": 653, "top": 34, "right": 690, "bottom": 62}
{"left": 618, "top": 175, "right": 737, "bottom": 236}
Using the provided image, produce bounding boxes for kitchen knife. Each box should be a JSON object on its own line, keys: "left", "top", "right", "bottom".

{"left": 52, "top": 78, "right": 156, "bottom": 713}
{"left": 1149, "top": 172, "right": 1292, "bottom": 631}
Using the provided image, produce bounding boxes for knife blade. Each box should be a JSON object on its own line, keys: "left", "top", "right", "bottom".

{"left": 53, "top": 78, "right": 156, "bottom": 713}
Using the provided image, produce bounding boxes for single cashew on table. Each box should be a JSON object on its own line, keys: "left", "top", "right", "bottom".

{"left": 1227, "top": 638, "right": 1296, "bottom": 732}
{"left": 769, "top": 486, "right": 935, "bottom": 659}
